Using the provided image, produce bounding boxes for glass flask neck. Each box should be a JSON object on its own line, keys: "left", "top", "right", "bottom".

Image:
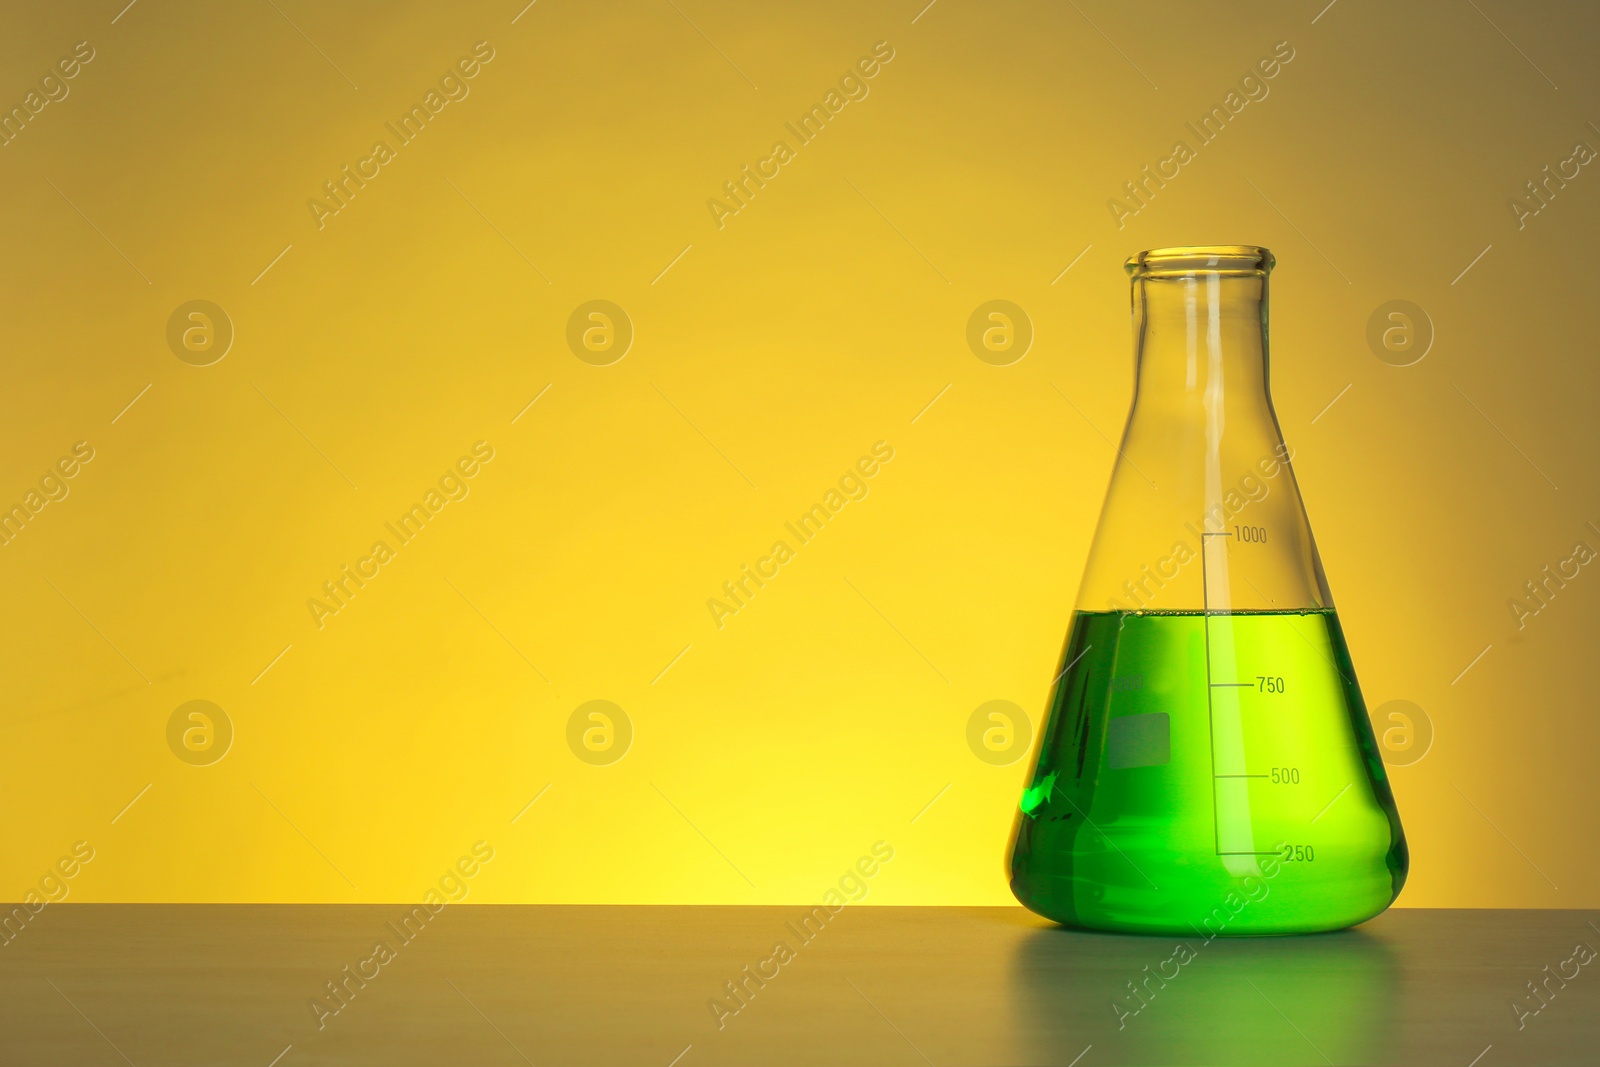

{"left": 1131, "top": 270, "right": 1269, "bottom": 408}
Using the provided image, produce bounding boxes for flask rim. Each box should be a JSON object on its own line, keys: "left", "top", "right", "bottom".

{"left": 1126, "top": 245, "right": 1274, "bottom": 278}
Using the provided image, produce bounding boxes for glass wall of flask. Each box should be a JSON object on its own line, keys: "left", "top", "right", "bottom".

{"left": 1007, "top": 245, "right": 1407, "bottom": 935}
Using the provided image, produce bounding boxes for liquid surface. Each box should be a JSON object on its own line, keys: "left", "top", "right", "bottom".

{"left": 1008, "top": 610, "right": 1407, "bottom": 935}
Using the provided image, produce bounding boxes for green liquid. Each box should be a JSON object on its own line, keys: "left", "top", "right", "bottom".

{"left": 1008, "top": 610, "right": 1407, "bottom": 935}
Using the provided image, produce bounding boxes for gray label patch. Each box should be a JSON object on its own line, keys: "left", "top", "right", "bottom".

{"left": 1107, "top": 712, "right": 1170, "bottom": 769}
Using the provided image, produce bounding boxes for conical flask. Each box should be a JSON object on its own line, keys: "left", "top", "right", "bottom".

{"left": 1007, "top": 245, "right": 1406, "bottom": 935}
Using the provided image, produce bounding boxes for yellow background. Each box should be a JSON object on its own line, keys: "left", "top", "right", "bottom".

{"left": 2, "top": 0, "right": 1595, "bottom": 907}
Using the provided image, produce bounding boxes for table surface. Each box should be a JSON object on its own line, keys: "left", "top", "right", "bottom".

{"left": 0, "top": 905, "right": 1594, "bottom": 1066}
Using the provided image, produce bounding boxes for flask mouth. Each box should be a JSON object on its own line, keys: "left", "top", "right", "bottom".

{"left": 1126, "top": 245, "right": 1274, "bottom": 278}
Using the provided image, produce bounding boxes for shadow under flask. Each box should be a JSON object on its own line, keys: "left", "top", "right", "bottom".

{"left": 1007, "top": 246, "right": 1407, "bottom": 935}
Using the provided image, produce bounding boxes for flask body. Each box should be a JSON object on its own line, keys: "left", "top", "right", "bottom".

{"left": 1007, "top": 247, "right": 1407, "bottom": 935}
